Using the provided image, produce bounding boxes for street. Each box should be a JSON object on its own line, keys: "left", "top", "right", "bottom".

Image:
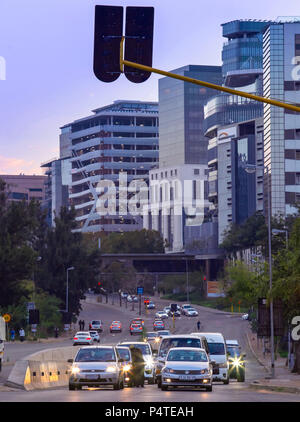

{"left": 0, "top": 295, "right": 299, "bottom": 402}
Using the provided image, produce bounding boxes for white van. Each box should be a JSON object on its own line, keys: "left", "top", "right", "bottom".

{"left": 198, "top": 332, "right": 229, "bottom": 384}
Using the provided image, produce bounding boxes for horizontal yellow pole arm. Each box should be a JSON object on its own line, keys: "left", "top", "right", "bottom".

{"left": 122, "top": 58, "right": 300, "bottom": 113}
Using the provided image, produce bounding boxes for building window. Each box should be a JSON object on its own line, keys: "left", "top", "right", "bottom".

{"left": 194, "top": 169, "right": 200, "bottom": 175}
{"left": 296, "top": 173, "right": 300, "bottom": 185}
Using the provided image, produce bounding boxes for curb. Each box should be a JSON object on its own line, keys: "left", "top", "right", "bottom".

{"left": 249, "top": 382, "right": 300, "bottom": 395}
{"left": 245, "top": 331, "right": 270, "bottom": 373}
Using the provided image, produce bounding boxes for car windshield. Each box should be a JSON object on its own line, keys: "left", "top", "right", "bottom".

{"left": 76, "top": 332, "right": 89, "bottom": 336}
{"left": 227, "top": 346, "right": 241, "bottom": 358}
{"left": 207, "top": 342, "right": 225, "bottom": 355}
{"left": 122, "top": 344, "right": 151, "bottom": 356}
{"left": 159, "top": 338, "right": 201, "bottom": 357}
{"left": 117, "top": 348, "right": 131, "bottom": 361}
{"left": 91, "top": 321, "right": 101, "bottom": 325}
{"left": 75, "top": 348, "right": 116, "bottom": 362}
{"left": 89, "top": 331, "right": 97, "bottom": 335}
{"left": 167, "top": 349, "right": 208, "bottom": 362}
{"left": 157, "top": 331, "right": 169, "bottom": 336}
{"left": 147, "top": 333, "right": 157, "bottom": 338}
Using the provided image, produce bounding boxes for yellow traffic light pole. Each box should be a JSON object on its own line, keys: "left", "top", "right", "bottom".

{"left": 120, "top": 38, "right": 300, "bottom": 113}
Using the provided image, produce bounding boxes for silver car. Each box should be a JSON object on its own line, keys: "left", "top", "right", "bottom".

{"left": 161, "top": 347, "right": 213, "bottom": 391}
{"left": 69, "top": 346, "right": 124, "bottom": 390}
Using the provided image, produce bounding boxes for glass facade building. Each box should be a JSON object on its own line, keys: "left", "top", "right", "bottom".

{"left": 263, "top": 21, "right": 300, "bottom": 217}
{"left": 222, "top": 20, "right": 273, "bottom": 76}
{"left": 159, "top": 65, "right": 223, "bottom": 167}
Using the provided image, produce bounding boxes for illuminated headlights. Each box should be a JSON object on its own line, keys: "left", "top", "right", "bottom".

{"left": 123, "top": 364, "right": 132, "bottom": 372}
{"left": 71, "top": 367, "right": 80, "bottom": 375}
{"left": 154, "top": 337, "right": 160, "bottom": 343}
{"left": 144, "top": 356, "right": 154, "bottom": 367}
{"left": 232, "top": 358, "right": 242, "bottom": 367}
{"left": 106, "top": 366, "right": 117, "bottom": 373}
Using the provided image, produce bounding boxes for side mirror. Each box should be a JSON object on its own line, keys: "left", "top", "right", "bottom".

{"left": 67, "top": 359, "right": 73, "bottom": 363}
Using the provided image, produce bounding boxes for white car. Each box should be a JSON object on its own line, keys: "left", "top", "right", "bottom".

{"left": 155, "top": 311, "right": 169, "bottom": 320}
{"left": 181, "top": 304, "right": 193, "bottom": 315}
{"left": 160, "top": 347, "right": 213, "bottom": 392}
{"left": 163, "top": 306, "right": 171, "bottom": 314}
{"left": 242, "top": 314, "right": 249, "bottom": 320}
{"left": 185, "top": 308, "right": 198, "bottom": 317}
{"left": 89, "top": 331, "right": 100, "bottom": 343}
{"left": 73, "top": 331, "right": 94, "bottom": 346}
{"left": 127, "top": 295, "right": 133, "bottom": 302}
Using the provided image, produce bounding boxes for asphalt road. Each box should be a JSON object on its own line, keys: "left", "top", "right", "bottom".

{"left": 0, "top": 295, "right": 299, "bottom": 402}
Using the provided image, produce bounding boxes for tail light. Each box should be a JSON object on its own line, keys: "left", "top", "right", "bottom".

{"left": 74, "top": 337, "right": 78, "bottom": 340}
{"left": 86, "top": 337, "right": 91, "bottom": 340}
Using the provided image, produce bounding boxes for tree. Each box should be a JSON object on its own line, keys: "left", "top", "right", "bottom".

{"left": 0, "top": 179, "right": 42, "bottom": 307}
{"left": 36, "top": 206, "right": 101, "bottom": 317}
{"left": 100, "top": 229, "right": 165, "bottom": 253}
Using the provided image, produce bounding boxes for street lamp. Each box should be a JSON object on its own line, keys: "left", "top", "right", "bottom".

{"left": 244, "top": 163, "right": 275, "bottom": 378}
{"left": 66, "top": 267, "right": 75, "bottom": 313}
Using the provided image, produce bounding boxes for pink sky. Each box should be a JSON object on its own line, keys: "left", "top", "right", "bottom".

{"left": 1, "top": 0, "right": 300, "bottom": 175}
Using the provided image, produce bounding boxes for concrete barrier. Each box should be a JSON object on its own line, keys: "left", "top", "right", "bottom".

{"left": 5, "top": 346, "right": 80, "bottom": 391}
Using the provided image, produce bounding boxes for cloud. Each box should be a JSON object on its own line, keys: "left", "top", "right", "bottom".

{"left": 0, "top": 155, "right": 43, "bottom": 175}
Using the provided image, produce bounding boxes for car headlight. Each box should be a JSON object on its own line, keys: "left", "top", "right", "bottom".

{"left": 231, "top": 358, "right": 244, "bottom": 367}
{"left": 71, "top": 367, "right": 80, "bottom": 375}
{"left": 144, "top": 356, "right": 154, "bottom": 367}
{"left": 154, "top": 337, "right": 160, "bottom": 343}
{"left": 106, "top": 366, "right": 117, "bottom": 373}
{"left": 123, "top": 364, "right": 132, "bottom": 372}
{"left": 162, "top": 367, "right": 174, "bottom": 374}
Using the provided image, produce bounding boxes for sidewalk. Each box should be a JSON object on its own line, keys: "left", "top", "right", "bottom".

{"left": 246, "top": 328, "right": 300, "bottom": 394}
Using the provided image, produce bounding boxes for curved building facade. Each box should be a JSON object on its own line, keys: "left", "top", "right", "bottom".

{"left": 61, "top": 100, "right": 159, "bottom": 233}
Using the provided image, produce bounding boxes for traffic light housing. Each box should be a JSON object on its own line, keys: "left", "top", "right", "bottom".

{"left": 29, "top": 309, "right": 40, "bottom": 325}
{"left": 93, "top": 6, "right": 154, "bottom": 83}
{"left": 124, "top": 6, "right": 154, "bottom": 83}
{"left": 93, "top": 5, "right": 123, "bottom": 83}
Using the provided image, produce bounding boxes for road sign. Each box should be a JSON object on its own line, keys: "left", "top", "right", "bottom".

{"left": 3, "top": 314, "right": 11, "bottom": 323}
{"left": 137, "top": 286, "right": 144, "bottom": 295}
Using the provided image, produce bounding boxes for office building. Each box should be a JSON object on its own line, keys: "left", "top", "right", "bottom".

{"left": 60, "top": 100, "right": 159, "bottom": 233}
{"left": 263, "top": 19, "right": 300, "bottom": 216}
{"left": 0, "top": 174, "right": 46, "bottom": 203}
{"left": 144, "top": 65, "right": 223, "bottom": 253}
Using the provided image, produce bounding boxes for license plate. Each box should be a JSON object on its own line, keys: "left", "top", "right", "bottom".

{"left": 179, "top": 375, "right": 195, "bottom": 380}
{"left": 85, "top": 374, "right": 98, "bottom": 379}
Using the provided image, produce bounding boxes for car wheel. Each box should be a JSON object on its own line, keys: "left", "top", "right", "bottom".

{"left": 148, "top": 377, "right": 155, "bottom": 385}
{"left": 237, "top": 373, "right": 245, "bottom": 382}
{"left": 223, "top": 377, "right": 230, "bottom": 385}
{"left": 69, "top": 384, "right": 76, "bottom": 391}
{"left": 76, "top": 386, "right": 82, "bottom": 390}
{"left": 113, "top": 378, "right": 121, "bottom": 390}
{"left": 206, "top": 385, "right": 213, "bottom": 392}
{"left": 161, "top": 385, "right": 168, "bottom": 391}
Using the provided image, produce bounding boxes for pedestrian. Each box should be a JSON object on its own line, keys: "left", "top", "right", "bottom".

{"left": 19, "top": 328, "right": 25, "bottom": 342}
{"left": 10, "top": 328, "right": 15, "bottom": 342}
{"left": 82, "top": 320, "right": 85, "bottom": 330}
{"left": 79, "top": 320, "right": 82, "bottom": 330}
{"left": 54, "top": 327, "right": 59, "bottom": 338}
{"left": 130, "top": 346, "right": 145, "bottom": 388}
{"left": 197, "top": 320, "right": 201, "bottom": 331}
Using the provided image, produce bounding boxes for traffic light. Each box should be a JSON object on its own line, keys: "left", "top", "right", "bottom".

{"left": 29, "top": 309, "right": 40, "bottom": 325}
{"left": 93, "top": 5, "right": 123, "bottom": 82}
{"left": 124, "top": 6, "right": 154, "bottom": 83}
{"left": 93, "top": 6, "right": 154, "bottom": 83}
